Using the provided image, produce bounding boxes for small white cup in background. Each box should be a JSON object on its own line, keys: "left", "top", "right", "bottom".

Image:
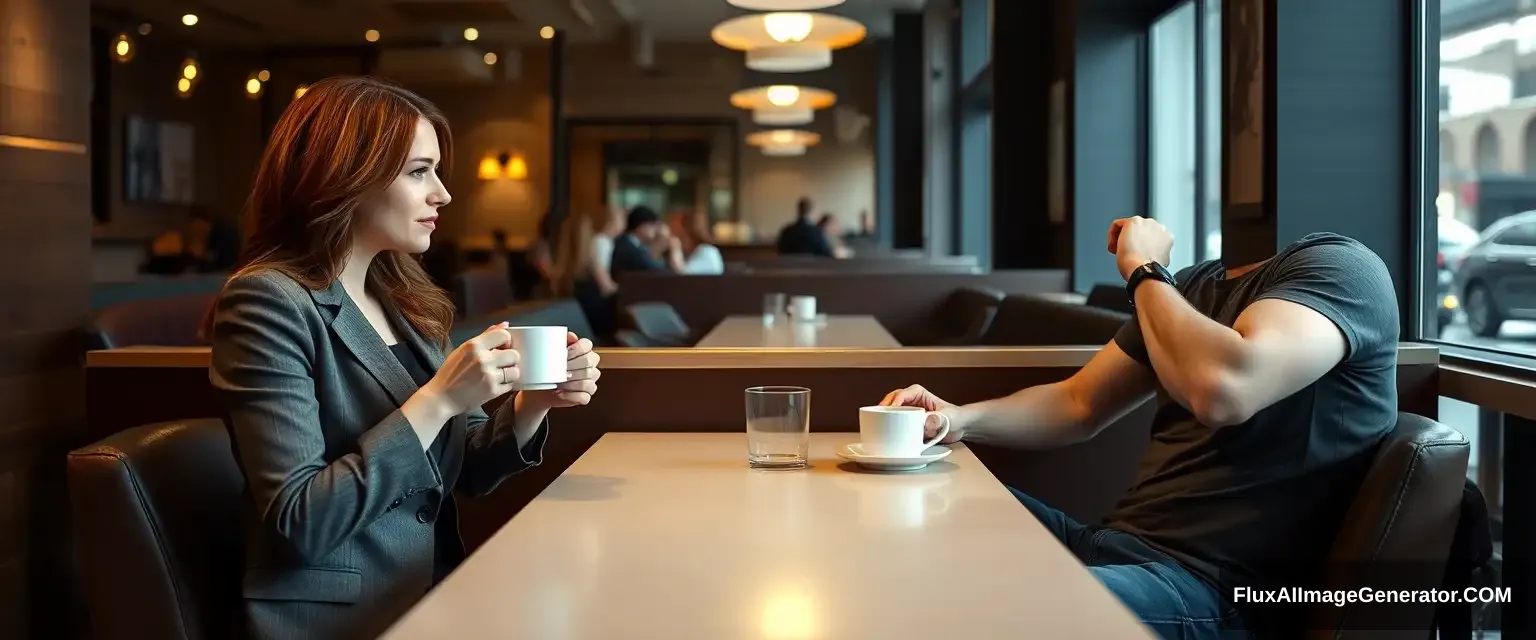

{"left": 788, "top": 295, "right": 817, "bottom": 322}
{"left": 506, "top": 325, "right": 567, "bottom": 390}
{"left": 858, "top": 406, "right": 950, "bottom": 457}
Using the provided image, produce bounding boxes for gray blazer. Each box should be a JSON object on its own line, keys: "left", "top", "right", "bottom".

{"left": 208, "top": 270, "right": 548, "bottom": 640}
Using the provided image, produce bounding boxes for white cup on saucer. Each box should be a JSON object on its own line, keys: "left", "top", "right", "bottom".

{"left": 506, "top": 325, "right": 567, "bottom": 391}
{"left": 857, "top": 406, "right": 950, "bottom": 457}
{"left": 787, "top": 295, "right": 817, "bottom": 322}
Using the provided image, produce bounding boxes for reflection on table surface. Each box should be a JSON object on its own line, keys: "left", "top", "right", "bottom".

{"left": 695, "top": 315, "right": 903, "bottom": 349}
{"left": 379, "top": 433, "right": 1153, "bottom": 639}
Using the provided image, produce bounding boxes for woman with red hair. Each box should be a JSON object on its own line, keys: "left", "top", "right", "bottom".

{"left": 205, "top": 76, "right": 600, "bottom": 639}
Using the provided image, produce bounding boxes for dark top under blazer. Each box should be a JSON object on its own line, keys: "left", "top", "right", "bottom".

{"left": 208, "top": 271, "right": 549, "bottom": 640}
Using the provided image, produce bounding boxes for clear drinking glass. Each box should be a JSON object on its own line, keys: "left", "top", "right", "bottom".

{"left": 763, "top": 292, "right": 787, "bottom": 325}
{"left": 745, "top": 386, "right": 811, "bottom": 469}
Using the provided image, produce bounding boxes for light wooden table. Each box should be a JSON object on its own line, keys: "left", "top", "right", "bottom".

{"left": 695, "top": 314, "right": 903, "bottom": 348}
{"left": 381, "top": 433, "right": 1154, "bottom": 639}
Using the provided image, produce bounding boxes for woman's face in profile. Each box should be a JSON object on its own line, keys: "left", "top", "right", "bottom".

{"left": 354, "top": 117, "right": 451, "bottom": 255}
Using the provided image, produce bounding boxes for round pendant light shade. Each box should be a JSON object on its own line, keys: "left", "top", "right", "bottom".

{"left": 745, "top": 44, "right": 834, "bottom": 73}
{"left": 711, "top": 12, "right": 866, "bottom": 55}
{"left": 731, "top": 85, "right": 836, "bottom": 126}
{"left": 727, "top": 0, "right": 845, "bottom": 10}
{"left": 747, "top": 129, "right": 822, "bottom": 157}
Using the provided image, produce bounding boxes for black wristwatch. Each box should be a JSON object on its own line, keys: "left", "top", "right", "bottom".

{"left": 1125, "top": 261, "right": 1176, "bottom": 307}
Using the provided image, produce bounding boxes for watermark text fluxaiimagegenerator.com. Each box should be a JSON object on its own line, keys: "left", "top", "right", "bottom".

{"left": 1233, "top": 586, "right": 1511, "bottom": 608}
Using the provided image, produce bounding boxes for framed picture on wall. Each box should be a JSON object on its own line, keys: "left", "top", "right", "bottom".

{"left": 123, "top": 116, "right": 196, "bottom": 204}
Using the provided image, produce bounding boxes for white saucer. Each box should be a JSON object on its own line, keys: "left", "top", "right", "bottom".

{"left": 836, "top": 443, "right": 951, "bottom": 471}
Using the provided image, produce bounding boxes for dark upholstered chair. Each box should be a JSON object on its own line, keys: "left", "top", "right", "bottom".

{"left": 68, "top": 419, "right": 245, "bottom": 640}
{"left": 979, "top": 294, "right": 1130, "bottom": 346}
{"left": 1084, "top": 283, "right": 1133, "bottom": 314}
{"left": 1305, "top": 412, "right": 1470, "bottom": 639}
{"left": 916, "top": 286, "right": 1004, "bottom": 346}
{"left": 450, "top": 265, "right": 515, "bottom": 319}
{"left": 621, "top": 302, "right": 695, "bottom": 347}
{"left": 82, "top": 293, "right": 215, "bottom": 350}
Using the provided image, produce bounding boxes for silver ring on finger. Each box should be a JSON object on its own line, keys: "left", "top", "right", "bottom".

{"left": 500, "top": 367, "right": 508, "bottom": 385}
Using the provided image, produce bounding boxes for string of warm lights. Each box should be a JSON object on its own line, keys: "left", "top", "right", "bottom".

{"left": 715, "top": 1, "right": 864, "bottom": 156}
{"left": 109, "top": 16, "right": 557, "bottom": 100}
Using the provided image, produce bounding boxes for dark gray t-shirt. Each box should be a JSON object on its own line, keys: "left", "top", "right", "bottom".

{"left": 1107, "top": 233, "right": 1399, "bottom": 610}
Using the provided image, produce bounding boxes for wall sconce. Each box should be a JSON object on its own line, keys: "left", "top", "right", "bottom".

{"left": 478, "top": 151, "right": 527, "bottom": 180}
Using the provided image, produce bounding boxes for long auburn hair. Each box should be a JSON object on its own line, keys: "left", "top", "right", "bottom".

{"left": 204, "top": 76, "right": 457, "bottom": 346}
{"left": 549, "top": 208, "right": 604, "bottom": 297}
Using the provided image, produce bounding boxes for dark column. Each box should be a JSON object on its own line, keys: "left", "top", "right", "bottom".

{"left": 875, "top": 37, "right": 895, "bottom": 246}
{"left": 1070, "top": 0, "right": 1149, "bottom": 292}
{"left": 890, "top": 12, "right": 926, "bottom": 250}
{"left": 549, "top": 30, "right": 568, "bottom": 228}
{"left": 990, "top": 0, "right": 1060, "bottom": 269}
{"left": 1218, "top": 0, "right": 1413, "bottom": 332}
{"left": 0, "top": 0, "right": 92, "bottom": 636}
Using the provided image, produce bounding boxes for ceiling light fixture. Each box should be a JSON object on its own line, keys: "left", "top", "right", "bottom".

{"left": 365, "top": 29, "right": 380, "bottom": 42}
{"left": 181, "top": 14, "right": 198, "bottom": 26}
{"left": 181, "top": 57, "right": 200, "bottom": 81}
{"left": 711, "top": 12, "right": 865, "bottom": 73}
{"left": 464, "top": 27, "right": 479, "bottom": 41}
{"left": 294, "top": 84, "right": 309, "bottom": 100}
{"left": 176, "top": 77, "right": 193, "bottom": 98}
{"left": 244, "top": 75, "right": 263, "bottom": 99}
{"left": 730, "top": 85, "right": 836, "bottom": 126}
{"left": 111, "top": 34, "right": 134, "bottom": 63}
{"left": 484, "top": 52, "right": 498, "bottom": 65}
{"left": 726, "top": 0, "right": 845, "bottom": 9}
{"left": 257, "top": 69, "right": 270, "bottom": 82}
{"left": 766, "top": 85, "right": 801, "bottom": 106}
{"left": 764, "top": 12, "right": 813, "bottom": 43}
{"left": 746, "top": 129, "right": 821, "bottom": 157}
{"left": 137, "top": 23, "right": 153, "bottom": 36}
{"left": 540, "top": 26, "right": 555, "bottom": 39}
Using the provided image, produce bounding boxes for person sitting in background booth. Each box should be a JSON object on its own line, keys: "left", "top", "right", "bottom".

{"left": 590, "top": 205, "right": 625, "bottom": 286}
{"left": 610, "top": 205, "right": 685, "bottom": 276}
{"left": 775, "top": 196, "right": 835, "bottom": 258}
{"left": 817, "top": 213, "right": 854, "bottom": 259}
{"left": 186, "top": 209, "right": 240, "bottom": 272}
{"left": 877, "top": 217, "right": 1399, "bottom": 638}
{"left": 551, "top": 207, "right": 621, "bottom": 339}
{"left": 673, "top": 209, "right": 724, "bottom": 275}
{"left": 203, "top": 76, "right": 602, "bottom": 640}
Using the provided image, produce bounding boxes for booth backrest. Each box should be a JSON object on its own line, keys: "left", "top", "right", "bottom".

{"left": 616, "top": 270, "right": 1071, "bottom": 344}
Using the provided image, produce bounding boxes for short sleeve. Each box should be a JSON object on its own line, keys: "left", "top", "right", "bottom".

{"left": 1254, "top": 238, "right": 1399, "bottom": 361}
{"left": 1113, "top": 264, "right": 1201, "bottom": 367}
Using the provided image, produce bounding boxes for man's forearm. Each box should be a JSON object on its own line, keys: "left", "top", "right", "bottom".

{"left": 951, "top": 382, "right": 1094, "bottom": 449}
{"left": 1132, "top": 280, "right": 1249, "bottom": 415}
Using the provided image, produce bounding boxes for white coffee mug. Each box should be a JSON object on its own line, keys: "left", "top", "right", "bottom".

{"left": 507, "top": 325, "right": 567, "bottom": 391}
{"left": 788, "top": 295, "right": 817, "bottom": 321}
{"left": 858, "top": 406, "right": 950, "bottom": 457}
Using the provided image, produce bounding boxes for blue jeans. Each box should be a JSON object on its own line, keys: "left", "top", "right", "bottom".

{"left": 1010, "top": 488, "right": 1253, "bottom": 640}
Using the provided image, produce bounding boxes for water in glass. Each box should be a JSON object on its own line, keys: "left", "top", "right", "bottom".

{"left": 745, "top": 386, "right": 810, "bottom": 469}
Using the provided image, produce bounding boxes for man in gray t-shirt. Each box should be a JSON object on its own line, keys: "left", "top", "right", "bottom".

{"left": 878, "top": 217, "right": 1398, "bottom": 638}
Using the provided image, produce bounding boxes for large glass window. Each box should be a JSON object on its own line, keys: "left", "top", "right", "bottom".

{"left": 1433, "top": 4, "right": 1536, "bottom": 355}
{"left": 1147, "top": 0, "right": 1221, "bottom": 269}
{"left": 1200, "top": 0, "right": 1222, "bottom": 261}
{"left": 1149, "top": 1, "right": 1199, "bottom": 271}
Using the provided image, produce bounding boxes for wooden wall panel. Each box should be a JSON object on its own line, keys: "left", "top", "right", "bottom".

{"left": 0, "top": 0, "right": 92, "bottom": 636}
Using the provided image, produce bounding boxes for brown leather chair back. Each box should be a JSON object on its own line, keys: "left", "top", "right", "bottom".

{"left": 451, "top": 265, "right": 515, "bottom": 318}
{"left": 980, "top": 294, "right": 1130, "bottom": 346}
{"left": 84, "top": 293, "right": 215, "bottom": 350}
{"left": 68, "top": 419, "right": 245, "bottom": 640}
{"left": 1306, "top": 412, "right": 1470, "bottom": 638}
{"left": 934, "top": 286, "right": 1005, "bottom": 345}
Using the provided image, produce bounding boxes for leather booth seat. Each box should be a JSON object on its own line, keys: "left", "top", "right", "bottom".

{"left": 68, "top": 419, "right": 244, "bottom": 640}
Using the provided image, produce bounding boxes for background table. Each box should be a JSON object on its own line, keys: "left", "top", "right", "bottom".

{"left": 381, "top": 433, "right": 1154, "bottom": 639}
{"left": 695, "top": 315, "right": 903, "bottom": 348}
